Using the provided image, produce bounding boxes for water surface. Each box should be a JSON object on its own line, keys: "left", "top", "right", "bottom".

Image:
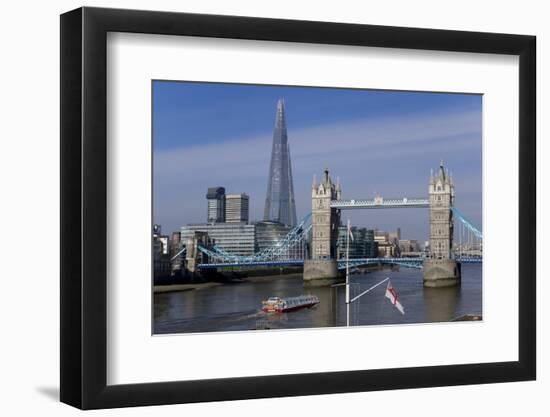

{"left": 154, "top": 264, "right": 482, "bottom": 334}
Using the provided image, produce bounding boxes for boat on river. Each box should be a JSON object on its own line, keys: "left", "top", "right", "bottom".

{"left": 261, "top": 295, "right": 319, "bottom": 313}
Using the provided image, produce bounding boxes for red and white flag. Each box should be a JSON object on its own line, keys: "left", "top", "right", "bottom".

{"left": 385, "top": 280, "right": 405, "bottom": 315}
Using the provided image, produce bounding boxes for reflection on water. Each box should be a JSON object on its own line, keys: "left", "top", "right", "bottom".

{"left": 422, "top": 286, "right": 460, "bottom": 323}
{"left": 154, "top": 264, "right": 482, "bottom": 334}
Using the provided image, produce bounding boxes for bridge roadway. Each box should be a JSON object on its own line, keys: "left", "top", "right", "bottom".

{"left": 198, "top": 256, "right": 482, "bottom": 270}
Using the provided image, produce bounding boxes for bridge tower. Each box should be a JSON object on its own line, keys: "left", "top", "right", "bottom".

{"left": 423, "top": 161, "right": 461, "bottom": 287}
{"left": 185, "top": 231, "right": 210, "bottom": 274}
{"left": 303, "top": 169, "right": 341, "bottom": 286}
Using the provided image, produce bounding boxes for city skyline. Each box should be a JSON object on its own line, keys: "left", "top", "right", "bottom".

{"left": 153, "top": 81, "right": 482, "bottom": 242}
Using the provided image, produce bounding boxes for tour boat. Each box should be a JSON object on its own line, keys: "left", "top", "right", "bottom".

{"left": 261, "top": 295, "right": 319, "bottom": 313}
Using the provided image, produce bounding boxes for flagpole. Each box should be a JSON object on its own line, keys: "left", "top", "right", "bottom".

{"left": 350, "top": 277, "right": 390, "bottom": 303}
{"left": 346, "top": 219, "right": 350, "bottom": 327}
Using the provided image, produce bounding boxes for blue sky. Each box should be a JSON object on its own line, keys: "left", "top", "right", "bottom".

{"left": 153, "top": 81, "right": 482, "bottom": 242}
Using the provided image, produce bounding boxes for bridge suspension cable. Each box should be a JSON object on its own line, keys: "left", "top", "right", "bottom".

{"left": 197, "top": 213, "right": 312, "bottom": 264}
{"left": 451, "top": 207, "right": 482, "bottom": 239}
{"left": 170, "top": 246, "right": 186, "bottom": 261}
{"left": 451, "top": 207, "right": 482, "bottom": 261}
{"left": 191, "top": 207, "right": 482, "bottom": 268}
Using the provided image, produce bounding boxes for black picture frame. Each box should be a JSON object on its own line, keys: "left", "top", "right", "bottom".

{"left": 60, "top": 6, "right": 536, "bottom": 410}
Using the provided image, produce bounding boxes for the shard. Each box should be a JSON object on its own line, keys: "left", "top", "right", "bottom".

{"left": 263, "top": 99, "right": 297, "bottom": 227}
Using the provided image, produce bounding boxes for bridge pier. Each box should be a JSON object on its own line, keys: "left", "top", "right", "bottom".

{"left": 303, "top": 259, "right": 339, "bottom": 287}
{"left": 423, "top": 259, "right": 461, "bottom": 287}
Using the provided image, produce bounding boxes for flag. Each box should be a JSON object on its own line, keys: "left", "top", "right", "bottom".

{"left": 385, "top": 280, "right": 405, "bottom": 315}
{"left": 347, "top": 219, "right": 354, "bottom": 242}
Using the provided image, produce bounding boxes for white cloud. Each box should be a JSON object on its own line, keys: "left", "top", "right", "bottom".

{"left": 154, "top": 108, "right": 482, "bottom": 240}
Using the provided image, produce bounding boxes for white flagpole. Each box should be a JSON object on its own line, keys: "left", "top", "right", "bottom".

{"left": 350, "top": 277, "right": 390, "bottom": 303}
{"left": 346, "top": 219, "right": 350, "bottom": 327}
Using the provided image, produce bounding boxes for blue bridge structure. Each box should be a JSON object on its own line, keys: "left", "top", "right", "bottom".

{"left": 194, "top": 206, "right": 482, "bottom": 270}
{"left": 182, "top": 162, "right": 481, "bottom": 288}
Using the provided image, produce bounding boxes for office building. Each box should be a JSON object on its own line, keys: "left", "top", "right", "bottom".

{"left": 374, "top": 229, "right": 399, "bottom": 257}
{"left": 152, "top": 224, "right": 169, "bottom": 255}
{"left": 337, "top": 226, "right": 378, "bottom": 259}
{"left": 206, "top": 186, "right": 226, "bottom": 223}
{"left": 153, "top": 235, "right": 171, "bottom": 279}
{"left": 181, "top": 223, "right": 256, "bottom": 257}
{"left": 363, "top": 229, "right": 378, "bottom": 258}
{"left": 398, "top": 239, "right": 420, "bottom": 254}
{"left": 389, "top": 227, "right": 401, "bottom": 243}
{"left": 225, "top": 193, "right": 249, "bottom": 223}
{"left": 158, "top": 235, "right": 169, "bottom": 255}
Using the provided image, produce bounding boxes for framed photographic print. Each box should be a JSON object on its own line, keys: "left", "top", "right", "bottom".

{"left": 60, "top": 6, "right": 536, "bottom": 409}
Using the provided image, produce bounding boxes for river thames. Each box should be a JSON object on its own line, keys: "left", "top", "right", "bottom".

{"left": 154, "top": 263, "right": 482, "bottom": 334}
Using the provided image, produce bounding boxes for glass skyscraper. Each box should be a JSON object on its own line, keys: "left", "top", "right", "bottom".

{"left": 263, "top": 99, "right": 297, "bottom": 227}
{"left": 206, "top": 186, "right": 225, "bottom": 223}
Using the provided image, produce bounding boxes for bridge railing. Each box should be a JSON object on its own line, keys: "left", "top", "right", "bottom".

{"left": 331, "top": 197, "right": 429, "bottom": 208}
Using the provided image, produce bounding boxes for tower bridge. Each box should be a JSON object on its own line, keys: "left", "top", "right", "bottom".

{"left": 191, "top": 161, "right": 481, "bottom": 289}
{"left": 304, "top": 162, "right": 467, "bottom": 287}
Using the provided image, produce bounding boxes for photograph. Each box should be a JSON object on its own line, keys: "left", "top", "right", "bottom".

{"left": 152, "top": 81, "right": 483, "bottom": 334}
{"left": 0, "top": 0, "right": 540, "bottom": 413}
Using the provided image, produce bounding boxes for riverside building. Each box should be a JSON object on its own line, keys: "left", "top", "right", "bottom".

{"left": 181, "top": 223, "right": 256, "bottom": 257}
{"left": 225, "top": 193, "right": 249, "bottom": 223}
{"left": 337, "top": 226, "right": 378, "bottom": 259}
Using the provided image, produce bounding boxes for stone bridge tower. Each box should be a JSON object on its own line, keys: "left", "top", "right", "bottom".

{"left": 423, "top": 161, "right": 461, "bottom": 287}
{"left": 185, "top": 231, "right": 210, "bottom": 274}
{"left": 303, "top": 169, "right": 341, "bottom": 286}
